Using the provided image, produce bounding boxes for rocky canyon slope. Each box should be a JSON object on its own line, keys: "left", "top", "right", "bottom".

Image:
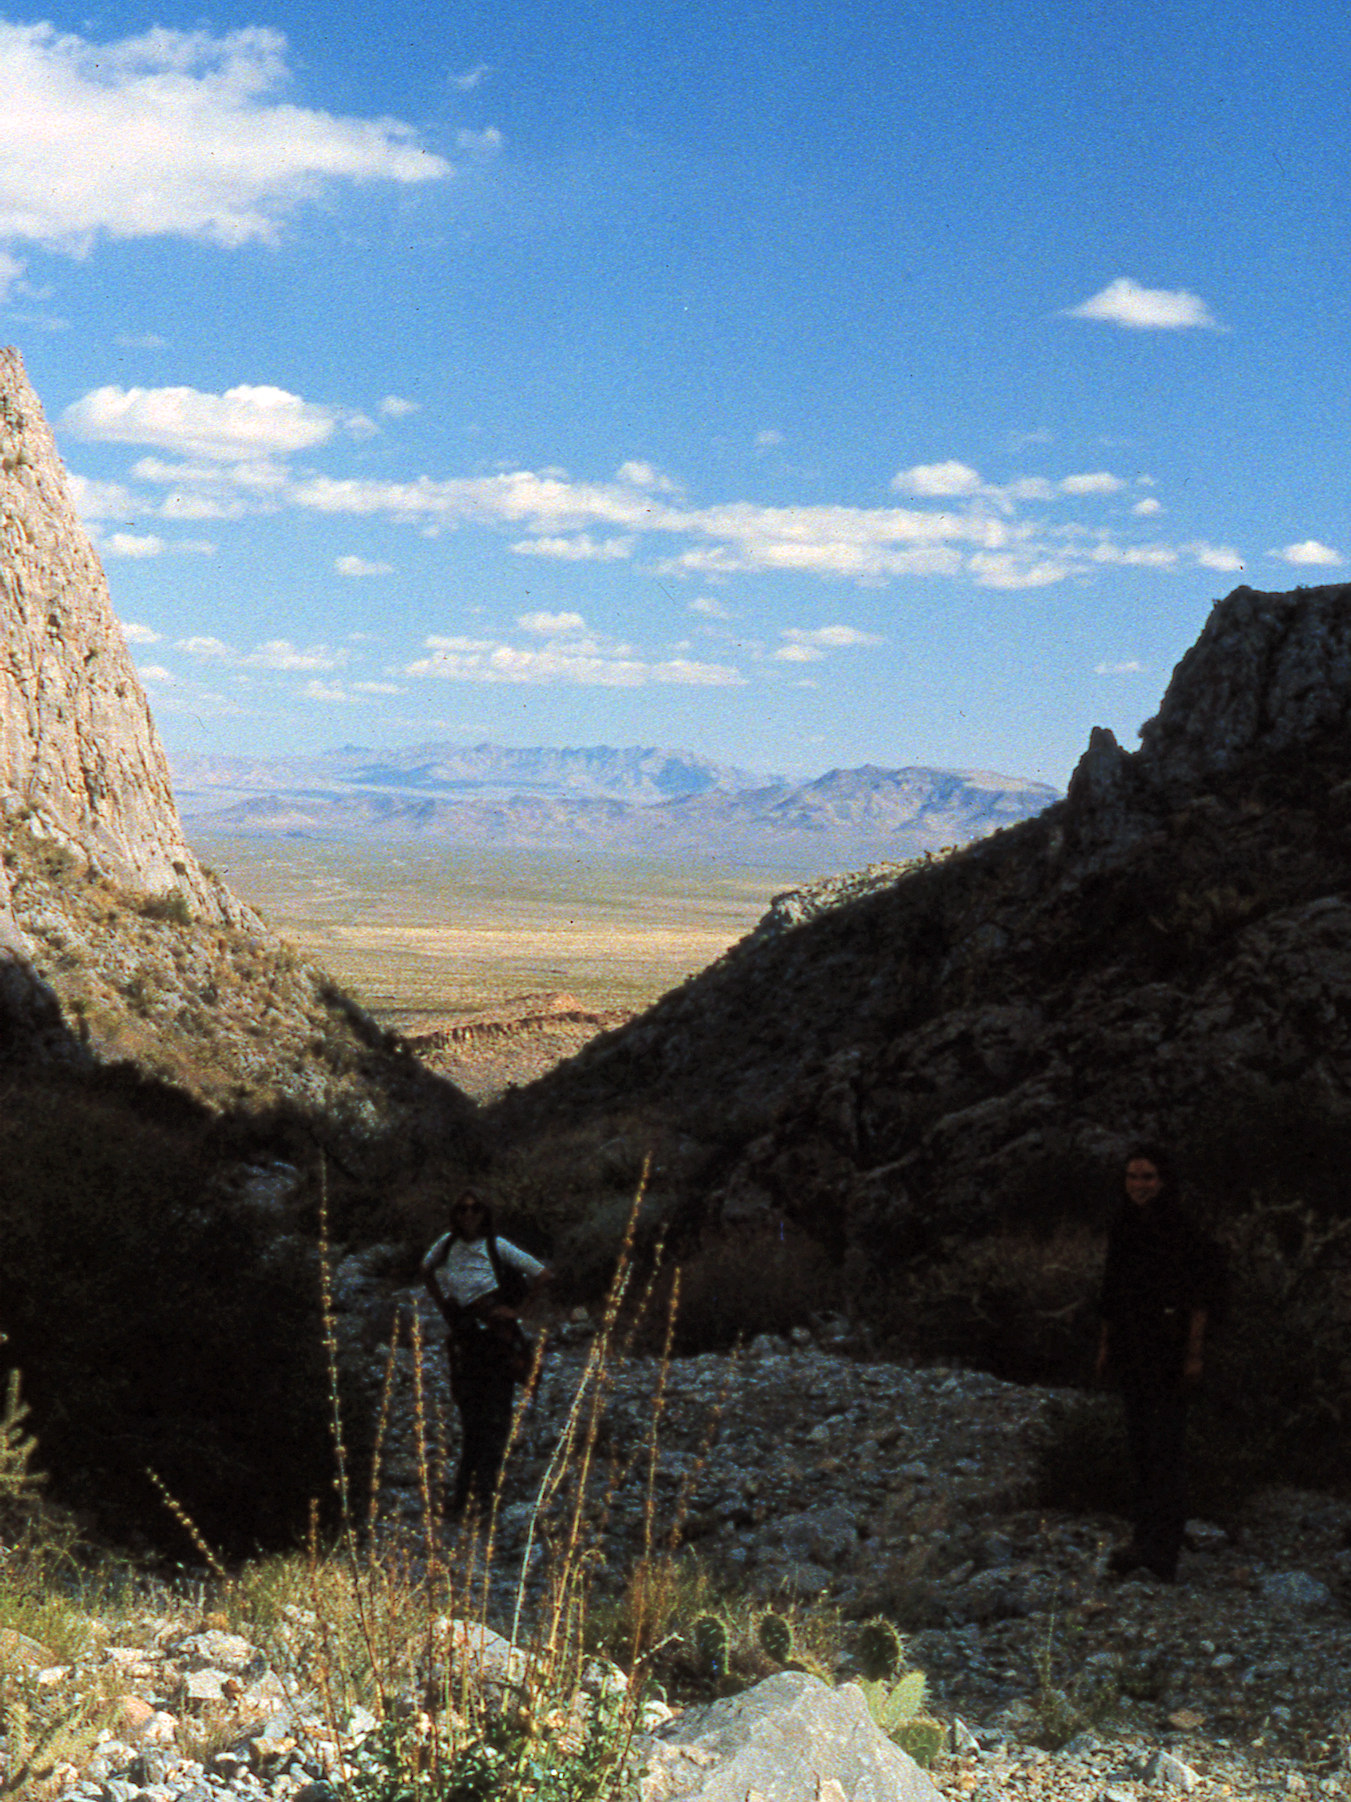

{"left": 491, "top": 580, "right": 1351, "bottom": 1348}
{"left": 0, "top": 345, "right": 470, "bottom": 1135}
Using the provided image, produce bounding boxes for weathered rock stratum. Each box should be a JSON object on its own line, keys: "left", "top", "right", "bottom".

{"left": 0, "top": 346, "right": 243, "bottom": 938}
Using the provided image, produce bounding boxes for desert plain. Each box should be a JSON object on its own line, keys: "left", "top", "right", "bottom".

{"left": 190, "top": 832, "right": 806, "bottom": 1097}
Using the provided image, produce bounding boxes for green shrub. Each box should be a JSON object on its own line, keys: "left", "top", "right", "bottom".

{"left": 666, "top": 1224, "right": 840, "bottom": 1354}
{"left": 0, "top": 1068, "right": 364, "bottom": 1553}
{"left": 139, "top": 889, "right": 192, "bottom": 925}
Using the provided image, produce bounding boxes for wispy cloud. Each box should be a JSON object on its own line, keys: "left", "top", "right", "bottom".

{"left": 406, "top": 630, "right": 743, "bottom": 688}
{"left": 379, "top": 395, "right": 419, "bottom": 418}
{"left": 1094, "top": 659, "right": 1147, "bottom": 675}
{"left": 510, "top": 533, "right": 634, "bottom": 561}
{"left": 774, "top": 624, "right": 882, "bottom": 662}
{"left": 79, "top": 415, "right": 1251, "bottom": 597}
{"left": 450, "top": 62, "right": 493, "bottom": 90}
{"left": 103, "top": 530, "right": 215, "bottom": 558}
{"left": 0, "top": 23, "right": 450, "bottom": 261}
{"left": 176, "top": 635, "right": 346, "bottom": 671}
{"left": 518, "top": 610, "right": 586, "bottom": 633}
{"left": 1062, "top": 277, "right": 1223, "bottom": 331}
{"left": 455, "top": 127, "right": 503, "bottom": 157}
{"left": 118, "top": 619, "right": 161, "bottom": 644}
{"left": 335, "top": 554, "right": 393, "bottom": 577}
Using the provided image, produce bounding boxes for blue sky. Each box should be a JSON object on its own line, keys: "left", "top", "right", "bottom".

{"left": 3, "top": 0, "right": 1348, "bottom": 785}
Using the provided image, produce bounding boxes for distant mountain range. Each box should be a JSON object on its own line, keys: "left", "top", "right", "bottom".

{"left": 172, "top": 742, "right": 1061, "bottom": 858}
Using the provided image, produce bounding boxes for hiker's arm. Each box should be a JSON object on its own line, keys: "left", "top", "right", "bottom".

{"left": 420, "top": 1236, "right": 458, "bottom": 1328}
{"left": 486, "top": 1267, "right": 551, "bottom": 1322}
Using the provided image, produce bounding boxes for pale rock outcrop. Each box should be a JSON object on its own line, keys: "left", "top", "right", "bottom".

{"left": 0, "top": 344, "right": 244, "bottom": 926}
{"left": 642, "top": 1671, "right": 941, "bottom": 1802}
{"left": 1139, "top": 582, "right": 1351, "bottom": 786}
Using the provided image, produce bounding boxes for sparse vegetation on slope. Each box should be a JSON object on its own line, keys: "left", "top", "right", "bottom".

{"left": 487, "top": 584, "right": 1351, "bottom": 1495}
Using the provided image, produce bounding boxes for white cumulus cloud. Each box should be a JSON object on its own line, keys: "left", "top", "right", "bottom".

{"left": 119, "top": 619, "right": 161, "bottom": 643}
{"left": 65, "top": 383, "right": 358, "bottom": 460}
{"left": 1060, "top": 471, "right": 1124, "bottom": 495}
{"left": 0, "top": 23, "right": 450, "bottom": 259}
{"left": 1188, "top": 542, "right": 1245, "bottom": 572}
{"left": 892, "top": 460, "right": 983, "bottom": 497}
{"left": 1280, "top": 539, "right": 1343, "bottom": 566}
{"left": 379, "top": 395, "right": 419, "bottom": 418}
{"left": 1063, "top": 277, "right": 1222, "bottom": 330}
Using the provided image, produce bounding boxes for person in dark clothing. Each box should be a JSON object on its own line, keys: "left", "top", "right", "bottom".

{"left": 1094, "top": 1146, "right": 1221, "bottom": 1584}
{"left": 421, "top": 1191, "right": 548, "bottom": 1519}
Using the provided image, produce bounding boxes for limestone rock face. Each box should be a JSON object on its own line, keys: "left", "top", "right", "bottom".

{"left": 1139, "top": 582, "right": 1351, "bottom": 787}
{"left": 0, "top": 344, "right": 238, "bottom": 923}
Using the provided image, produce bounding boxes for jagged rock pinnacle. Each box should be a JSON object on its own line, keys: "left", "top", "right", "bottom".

{"left": 0, "top": 344, "right": 241, "bottom": 929}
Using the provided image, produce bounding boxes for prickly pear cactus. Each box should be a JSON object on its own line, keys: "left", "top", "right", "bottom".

{"left": 690, "top": 1613, "right": 730, "bottom": 1678}
{"left": 756, "top": 1610, "right": 795, "bottom": 1665}
{"left": 856, "top": 1616, "right": 906, "bottom": 1682}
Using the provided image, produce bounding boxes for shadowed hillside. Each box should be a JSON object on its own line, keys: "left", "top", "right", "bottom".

{"left": 488, "top": 582, "right": 1351, "bottom": 1414}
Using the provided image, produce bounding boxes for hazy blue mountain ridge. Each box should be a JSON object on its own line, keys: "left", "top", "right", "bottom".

{"left": 173, "top": 743, "right": 1060, "bottom": 857}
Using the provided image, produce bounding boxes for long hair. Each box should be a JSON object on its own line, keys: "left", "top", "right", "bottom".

{"left": 449, "top": 1190, "right": 498, "bottom": 1244}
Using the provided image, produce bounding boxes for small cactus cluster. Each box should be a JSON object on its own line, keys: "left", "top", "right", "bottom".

{"left": 857, "top": 1642, "right": 943, "bottom": 1770}
{"left": 855, "top": 1616, "right": 905, "bottom": 1682}
{"left": 690, "top": 1613, "right": 730, "bottom": 1678}
{"left": 756, "top": 1610, "right": 795, "bottom": 1666}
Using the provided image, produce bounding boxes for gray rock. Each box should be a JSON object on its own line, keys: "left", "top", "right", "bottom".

{"left": 1146, "top": 1749, "right": 1202, "bottom": 1791}
{"left": 950, "top": 1717, "right": 981, "bottom": 1754}
{"left": 1259, "top": 1571, "right": 1336, "bottom": 1611}
{"left": 643, "top": 1670, "right": 942, "bottom": 1802}
{"left": 1184, "top": 1519, "right": 1229, "bottom": 1553}
{"left": 775, "top": 1506, "right": 860, "bottom": 1568}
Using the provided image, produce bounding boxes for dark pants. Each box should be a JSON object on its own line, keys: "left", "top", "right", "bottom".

{"left": 447, "top": 1326, "right": 518, "bottom": 1517}
{"left": 1121, "top": 1381, "right": 1189, "bottom": 1576}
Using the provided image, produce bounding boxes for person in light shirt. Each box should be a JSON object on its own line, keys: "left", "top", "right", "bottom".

{"left": 421, "top": 1191, "right": 549, "bottom": 1518}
